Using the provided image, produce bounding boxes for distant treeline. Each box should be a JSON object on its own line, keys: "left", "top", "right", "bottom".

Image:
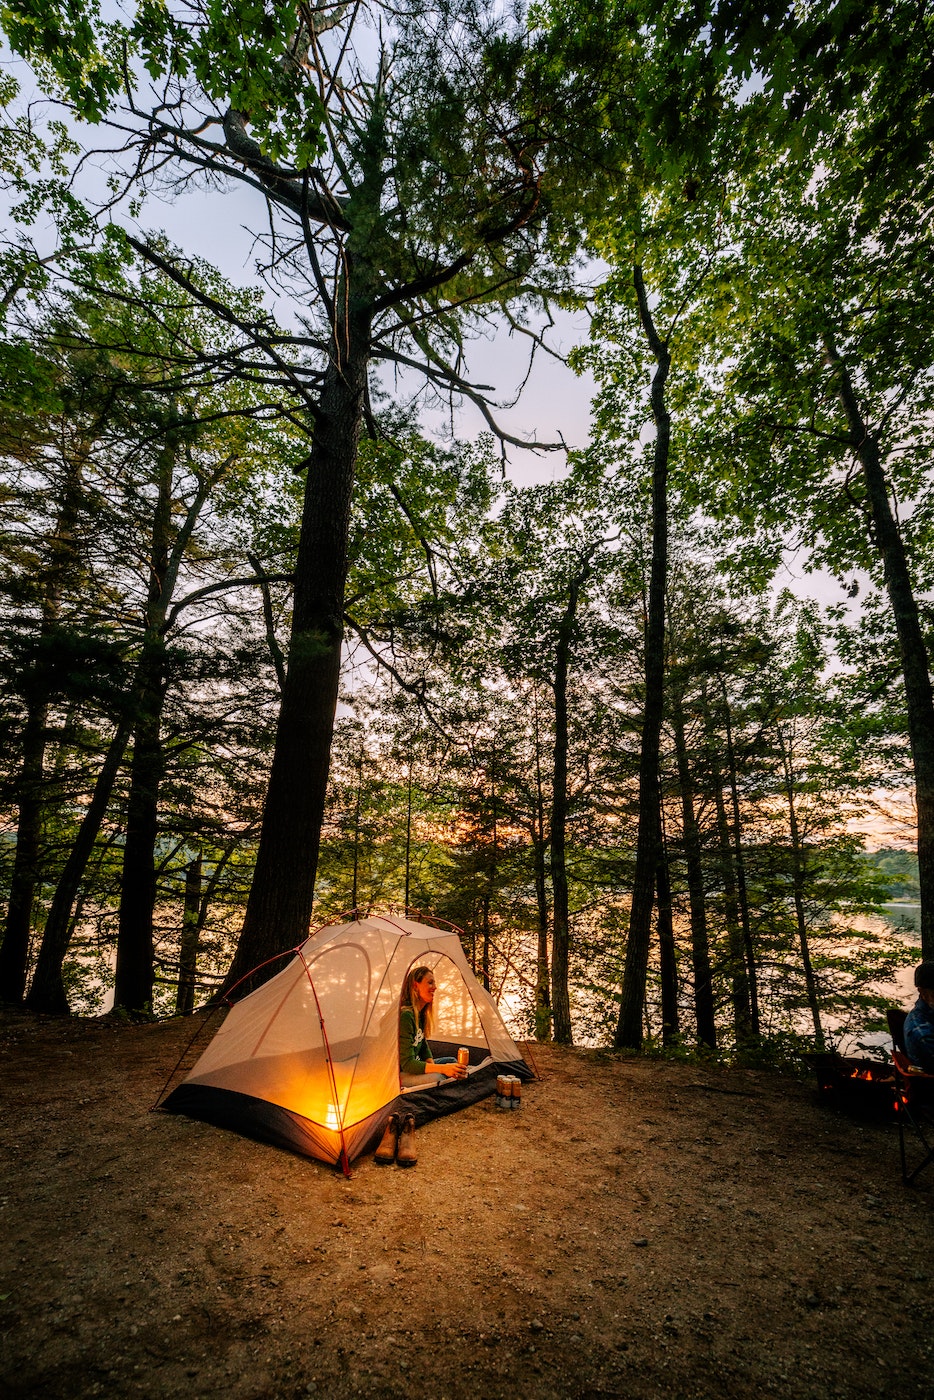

{"left": 865, "top": 850, "right": 921, "bottom": 903}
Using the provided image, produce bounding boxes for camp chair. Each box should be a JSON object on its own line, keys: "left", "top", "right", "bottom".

{"left": 887, "top": 1008, "right": 934, "bottom": 1186}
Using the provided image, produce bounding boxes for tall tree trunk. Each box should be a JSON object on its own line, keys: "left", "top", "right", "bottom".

{"left": 777, "top": 730, "right": 825, "bottom": 1047}
{"left": 404, "top": 746, "right": 414, "bottom": 912}
{"left": 224, "top": 287, "right": 374, "bottom": 992}
{"left": 531, "top": 687, "right": 552, "bottom": 1040}
{"left": 721, "top": 691, "right": 761, "bottom": 1035}
{"left": 657, "top": 819, "right": 679, "bottom": 1045}
{"left": 616, "top": 265, "right": 671, "bottom": 1050}
{"left": 480, "top": 894, "right": 491, "bottom": 991}
{"left": 707, "top": 719, "right": 754, "bottom": 1048}
{"left": 550, "top": 561, "right": 592, "bottom": 1044}
{"left": 671, "top": 691, "right": 717, "bottom": 1049}
{"left": 0, "top": 702, "right": 47, "bottom": 1004}
{"left": 175, "top": 852, "right": 202, "bottom": 1016}
{"left": 0, "top": 448, "right": 85, "bottom": 1003}
{"left": 351, "top": 745, "right": 363, "bottom": 912}
{"left": 825, "top": 335, "right": 934, "bottom": 958}
{"left": 114, "top": 427, "right": 175, "bottom": 1015}
{"left": 25, "top": 719, "right": 133, "bottom": 1014}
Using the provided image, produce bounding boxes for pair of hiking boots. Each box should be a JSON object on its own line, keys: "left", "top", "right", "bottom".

{"left": 374, "top": 1112, "right": 417, "bottom": 1167}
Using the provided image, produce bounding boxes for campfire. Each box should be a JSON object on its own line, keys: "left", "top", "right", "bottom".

{"left": 807, "top": 1053, "right": 903, "bottom": 1121}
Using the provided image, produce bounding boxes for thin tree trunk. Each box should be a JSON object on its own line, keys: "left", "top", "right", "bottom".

{"left": 531, "top": 686, "right": 552, "bottom": 1041}
{"left": 481, "top": 895, "right": 491, "bottom": 991}
{"left": 550, "top": 560, "right": 593, "bottom": 1044}
{"left": 707, "top": 725, "right": 754, "bottom": 1048}
{"left": 616, "top": 264, "right": 671, "bottom": 1050}
{"left": 0, "top": 703, "right": 47, "bottom": 1003}
{"left": 671, "top": 691, "right": 717, "bottom": 1049}
{"left": 0, "top": 449, "right": 86, "bottom": 1003}
{"left": 721, "top": 691, "right": 761, "bottom": 1036}
{"left": 404, "top": 746, "right": 414, "bottom": 912}
{"left": 114, "top": 427, "right": 175, "bottom": 1015}
{"left": 777, "top": 730, "right": 825, "bottom": 1047}
{"left": 175, "top": 852, "right": 202, "bottom": 1016}
{"left": 351, "top": 746, "right": 363, "bottom": 912}
{"left": 825, "top": 334, "right": 934, "bottom": 959}
{"left": 657, "top": 818, "right": 679, "bottom": 1045}
{"left": 25, "top": 719, "right": 133, "bottom": 1014}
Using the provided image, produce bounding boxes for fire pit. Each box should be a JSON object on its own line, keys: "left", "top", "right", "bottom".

{"left": 807, "top": 1053, "right": 900, "bottom": 1121}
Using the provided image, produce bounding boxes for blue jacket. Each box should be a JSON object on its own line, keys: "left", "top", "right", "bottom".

{"left": 904, "top": 995, "right": 934, "bottom": 1073}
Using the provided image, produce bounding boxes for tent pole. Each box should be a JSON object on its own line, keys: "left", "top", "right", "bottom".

{"left": 298, "top": 947, "right": 351, "bottom": 1175}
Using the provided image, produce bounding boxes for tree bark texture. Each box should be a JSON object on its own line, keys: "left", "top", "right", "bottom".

{"left": 671, "top": 691, "right": 717, "bottom": 1049}
{"left": 615, "top": 265, "right": 670, "bottom": 1050}
{"left": 224, "top": 284, "right": 374, "bottom": 993}
{"left": 824, "top": 336, "right": 934, "bottom": 959}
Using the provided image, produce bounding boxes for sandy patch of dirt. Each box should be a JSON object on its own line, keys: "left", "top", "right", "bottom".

{"left": 1, "top": 1010, "right": 931, "bottom": 1399}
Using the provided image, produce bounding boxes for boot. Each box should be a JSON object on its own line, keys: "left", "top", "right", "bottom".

{"left": 396, "top": 1113, "right": 417, "bottom": 1167}
{"left": 374, "top": 1113, "right": 398, "bottom": 1165}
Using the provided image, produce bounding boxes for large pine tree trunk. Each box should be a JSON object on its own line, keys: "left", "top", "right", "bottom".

{"left": 671, "top": 692, "right": 717, "bottom": 1048}
{"left": 825, "top": 336, "right": 934, "bottom": 959}
{"left": 223, "top": 287, "right": 374, "bottom": 992}
{"left": 616, "top": 266, "right": 671, "bottom": 1050}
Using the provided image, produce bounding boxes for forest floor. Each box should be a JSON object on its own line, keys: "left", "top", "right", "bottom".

{"left": 1, "top": 1010, "right": 932, "bottom": 1400}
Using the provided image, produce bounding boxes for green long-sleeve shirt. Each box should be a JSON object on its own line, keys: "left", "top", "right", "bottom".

{"left": 399, "top": 1006, "right": 432, "bottom": 1075}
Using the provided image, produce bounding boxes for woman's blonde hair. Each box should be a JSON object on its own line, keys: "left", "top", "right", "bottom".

{"left": 401, "top": 965, "right": 434, "bottom": 1039}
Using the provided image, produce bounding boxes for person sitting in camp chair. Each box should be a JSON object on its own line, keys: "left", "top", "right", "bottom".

{"left": 905, "top": 962, "right": 934, "bottom": 1073}
{"left": 375, "top": 965, "right": 466, "bottom": 1167}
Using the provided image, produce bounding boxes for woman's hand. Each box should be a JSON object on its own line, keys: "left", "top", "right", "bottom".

{"left": 431, "top": 1062, "right": 467, "bottom": 1079}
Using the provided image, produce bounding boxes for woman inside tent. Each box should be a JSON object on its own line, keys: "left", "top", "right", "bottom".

{"left": 375, "top": 965, "right": 466, "bottom": 1167}
{"left": 398, "top": 965, "right": 469, "bottom": 1088}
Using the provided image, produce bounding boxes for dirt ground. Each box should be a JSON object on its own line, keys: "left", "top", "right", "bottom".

{"left": 1, "top": 1011, "right": 932, "bottom": 1400}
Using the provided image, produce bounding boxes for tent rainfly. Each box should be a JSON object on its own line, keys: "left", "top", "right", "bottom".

{"left": 162, "top": 913, "right": 533, "bottom": 1170}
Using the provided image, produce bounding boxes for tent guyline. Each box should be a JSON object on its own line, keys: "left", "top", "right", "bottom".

{"left": 158, "top": 912, "right": 535, "bottom": 1168}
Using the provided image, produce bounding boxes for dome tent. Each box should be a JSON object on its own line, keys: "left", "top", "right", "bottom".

{"left": 162, "top": 913, "right": 534, "bottom": 1171}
